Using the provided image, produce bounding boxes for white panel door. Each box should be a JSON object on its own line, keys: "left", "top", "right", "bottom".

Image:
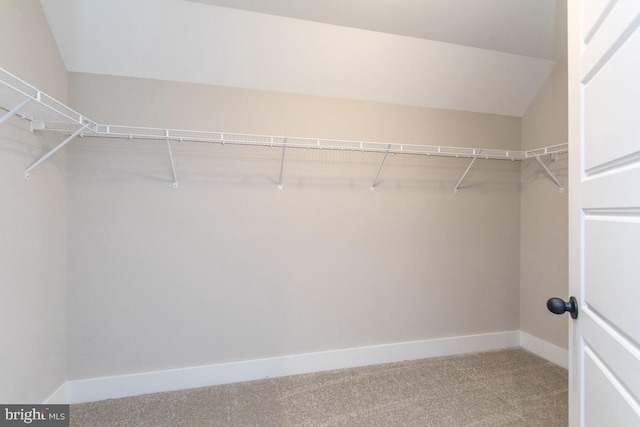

{"left": 568, "top": 0, "right": 640, "bottom": 426}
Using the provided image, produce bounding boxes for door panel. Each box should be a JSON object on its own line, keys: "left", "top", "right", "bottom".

{"left": 580, "top": 0, "right": 640, "bottom": 81}
{"left": 570, "top": 0, "right": 640, "bottom": 425}
{"left": 584, "top": 350, "right": 640, "bottom": 426}
{"left": 583, "top": 26, "right": 640, "bottom": 170}
{"left": 582, "top": 313, "right": 640, "bottom": 401}
{"left": 582, "top": 166, "right": 640, "bottom": 208}
{"left": 584, "top": 217, "right": 640, "bottom": 344}
{"left": 583, "top": 0, "right": 615, "bottom": 43}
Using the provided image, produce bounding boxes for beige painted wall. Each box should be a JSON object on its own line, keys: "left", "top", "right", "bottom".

{"left": 0, "top": 0, "right": 69, "bottom": 402}
{"left": 0, "top": 0, "right": 568, "bottom": 395}
{"left": 66, "top": 73, "right": 522, "bottom": 379}
{"left": 520, "top": 0, "right": 569, "bottom": 350}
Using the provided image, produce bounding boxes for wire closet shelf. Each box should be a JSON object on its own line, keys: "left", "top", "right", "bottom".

{"left": 0, "top": 67, "right": 568, "bottom": 191}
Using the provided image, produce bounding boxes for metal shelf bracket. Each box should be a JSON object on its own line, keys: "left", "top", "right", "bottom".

{"left": 533, "top": 155, "right": 564, "bottom": 192}
{"left": 370, "top": 144, "right": 392, "bottom": 192}
{"left": 165, "top": 130, "right": 179, "bottom": 188}
{"left": 24, "top": 124, "right": 90, "bottom": 179}
{"left": 0, "top": 95, "right": 35, "bottom": 125}
{"left": 454, "top": 154, "right": 479, "bottom": 193}
{"left": 277, "top": 138, "right": 287, "bottom": 190}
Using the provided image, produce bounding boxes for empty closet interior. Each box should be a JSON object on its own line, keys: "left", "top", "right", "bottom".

{"left": 0, "top": 0, "right": 569, "bottom": 404}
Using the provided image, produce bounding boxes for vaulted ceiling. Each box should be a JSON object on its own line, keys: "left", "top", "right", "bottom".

{"left": 40, "top": 0, "right": 559, "bottom": 117}
{"left": 188, "top": 0, "right": 558, "bottom": 59}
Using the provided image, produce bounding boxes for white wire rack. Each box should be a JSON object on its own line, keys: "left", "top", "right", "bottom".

{"left": 37, "top": 122, "right": 526, "bottom": 160}
{"left": 0, "top": 68, "right": 96, "bottom": 130}
{"left": 0, "top": 67, "right": 568, "bottom": 191}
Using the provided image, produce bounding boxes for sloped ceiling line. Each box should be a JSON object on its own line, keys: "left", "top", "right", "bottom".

{"left": 40, "top": 0, "right": 556, "bottom": 117}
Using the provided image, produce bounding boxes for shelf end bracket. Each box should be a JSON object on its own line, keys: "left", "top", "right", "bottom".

{"left": 533, "top": 155, "right": 564, "bottom": 192}
{"left": 24, "top": 124, "right": 88, "bottom": 180}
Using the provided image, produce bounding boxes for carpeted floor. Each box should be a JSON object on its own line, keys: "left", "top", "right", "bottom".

{"left": 70, "top": 347, "right": 568, "bottom": 426}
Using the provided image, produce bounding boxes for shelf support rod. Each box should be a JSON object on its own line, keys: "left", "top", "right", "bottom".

{"left": 533, "top": 155, "right": 564, "bottom": 192}
{"left": 454, "top": 155, "right": 479, "bottom": 193}
{"left": 370, "top": 144, "right": 392, "bottom": 192}
{"left": 0, "top": 96, "right": 33, "bottom": 125}
{"left": 277, "top": 138, "right": 287, "bottom": 190}
{"left": 24, "top": 124, "right": 88, "bottom": 179}
{"left": 165, "top": 130, "right": 179, "bottom": 188}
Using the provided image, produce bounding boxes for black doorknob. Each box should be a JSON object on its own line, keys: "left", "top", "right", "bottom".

{"left": 547, "top": 296, "right": 578, "bottom": 319}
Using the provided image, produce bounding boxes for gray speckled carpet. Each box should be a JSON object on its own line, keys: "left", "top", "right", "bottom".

{"left": 71, "top": 347, "right": 567, "bottom": 426}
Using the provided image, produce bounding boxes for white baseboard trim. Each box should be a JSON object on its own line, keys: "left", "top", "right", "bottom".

{"left": 520, "top": 331, "right": 568, "bottom": 369}
{"left": 66, "top": 330, "right": 519, "bottom": 404}
{"left": 43, "top": 382, "right": 68, "bottom": 404}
